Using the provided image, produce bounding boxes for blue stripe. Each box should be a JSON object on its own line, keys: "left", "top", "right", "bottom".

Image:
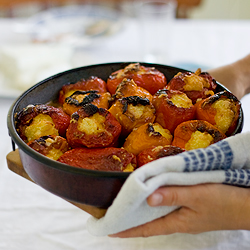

{"left": 223, "top": 169, "right": 250, "bottom": 186}
{"left": 183, "top": 140, "right": 233, "bottom": 172}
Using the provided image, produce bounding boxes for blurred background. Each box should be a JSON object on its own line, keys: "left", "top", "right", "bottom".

{"left": 0, "top": 0, "right": 250, "bottom": 96}
{"left": 0, "top": 0, "right": 249, "bottom": 96}
{"left": 1, "top": 0, "right": 250, "bottom": 19}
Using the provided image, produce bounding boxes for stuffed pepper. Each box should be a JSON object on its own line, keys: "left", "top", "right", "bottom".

{"left": 172, "top": 120, "right": 227, "bottom": 150}
{"left": 58, "top": 147, "right": 137, "bottom": 172}
{"left": 195, "top": 91, "right": 241, "bottom": 136}
{"left": 16, "top": 104, "right": 70, "bottom": 142}
{"left": 123, "top": 122, "right": 173, "bottom": 155}
{"left": 167, "top": 68, "right": 217, "bottom": 104}
{"left": 63, "top": 90, "right": 111, "bottom": 116}
{"left": 107, "top": 63, "right": 167, "bottom": 95}
{"left": 113, "top": 78, "right": 153, "bottom": 102}
{"left": 58, "top": 76, "right": 107, "bottom": 105}
{"left": 66, "top": 103, "right": 121, "bottom": 148}
{"left": 28, "top": 135, "right": 69, "bottom": 161}
{"left": 109, "top": 96, "right": 155, "bottom": 137}
{"left": 137, "top": 145, "right": 184, "bottom": 167}
{"left": 153, "top": 89, "right": 195, "bottom": 134}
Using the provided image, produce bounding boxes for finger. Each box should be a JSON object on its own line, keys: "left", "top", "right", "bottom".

{"left": 109, "top": 208, "right": 188, "bottom": 238}
{"left": 147, "top": 185, "right": 198, "bottom": 207}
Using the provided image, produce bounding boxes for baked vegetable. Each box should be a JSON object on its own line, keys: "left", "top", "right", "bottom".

{"left": 14, "top": 63, "right": 242, "bottom": 173}
{"left": 195, "top": 91, "right": 241, "bottom": 136}
{"left": 113, "top": 78, "right": 153, "bottom": 102}
{"left": 123, "top": 122, "right": 173, "bottom": 155}
{"left": 27, "top": 135, "right": 69, "bottom": 160}
{"left": 58, "top": 147, "right": 137, "bottom": 172}
{"left": 58, "top": 76, "right": 107, "bottom": 105}
{"left": 167, "top": 68, "right": 217, "bottom": 104}
{"left": 109, "top": 96, "right": 155, "bottom": 137}
{"left": 66, "top": 104, "right": 121, "bottom": 148}
{"left": 172, "top": 120, "right": 227, "bottom": 150}
{"left": 153, "top": 89, "right": 195, "bottom": 133}
{"left": 62, "top": 90, "right": 111, "bottom": 115}
{"left": 107, "top": 63, "right": 167, "bottom": 95}
{"left": 16, "top": 104, "right": 70, "bottom": 142}
{"left": 137, "top": 145, "right": 184, "bottom": 167}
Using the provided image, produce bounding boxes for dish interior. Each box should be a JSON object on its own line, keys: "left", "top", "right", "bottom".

{"left": 7, "top": 62, "right": 244, "bottom": 207}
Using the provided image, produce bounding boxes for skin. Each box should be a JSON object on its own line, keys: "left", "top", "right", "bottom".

{"left": 208, "top": 54, "right": 250, "bottom": 100}
{"left": 109, "top": 54, "right": 250, "bottom": 238}
{"left": 110, "top": 184, "right": 250, "bottom": 238}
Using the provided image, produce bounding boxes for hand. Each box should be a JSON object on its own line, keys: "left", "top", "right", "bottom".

{"left": 208, "top": 54, "right": 250, "bottom": 100}
{"left": 110, "top": 184, "right": 250, "bottom": 238}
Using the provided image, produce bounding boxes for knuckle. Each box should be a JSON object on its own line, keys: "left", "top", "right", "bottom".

{"left": 168, "top": 190, "right": 179, "bottom": 206}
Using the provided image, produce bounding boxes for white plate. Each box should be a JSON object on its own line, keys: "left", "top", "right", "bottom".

{"left": 14, "top": 4, "right": 124, "bottom": 47}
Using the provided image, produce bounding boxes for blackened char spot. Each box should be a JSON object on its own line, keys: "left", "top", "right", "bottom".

{"left": 36, "top": 135, "right": 53, "bottom": 145}
{"left": 65, "top": 90, "right": 100, "bottom": 106}
{"left": 82, "top": 103, "right": 99, "bottom": 116}
{"left": 147, "top": 123, "right": 161, "bottom": 136}
{"left": 121, "top": 96, "right": 150, "bottom": 113}
{"left": 157, "top": 146, "right": 184, "bottom": 158}
{"left": 71, "top": 113, "right": 80, "bottom": 121}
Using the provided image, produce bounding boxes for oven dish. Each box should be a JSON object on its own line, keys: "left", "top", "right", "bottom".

{"left": 7, "top": 62, "right": 244, "bottom": 209}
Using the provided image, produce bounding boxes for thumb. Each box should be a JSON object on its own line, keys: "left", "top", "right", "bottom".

{"left": 147, "top": 186, "right": 195, "bottom": 207}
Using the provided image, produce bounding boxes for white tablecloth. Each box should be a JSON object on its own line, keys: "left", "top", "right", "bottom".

{"left": 1, "top": 16, "right": 250, "bottom": 250}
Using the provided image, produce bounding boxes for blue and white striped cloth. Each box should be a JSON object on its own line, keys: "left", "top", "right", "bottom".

{"left": 87, "top": 132, "right": 250, "bottom": 236}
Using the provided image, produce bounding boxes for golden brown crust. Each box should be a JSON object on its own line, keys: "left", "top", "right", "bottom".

{"left": 27, "top": 135, "right": 69, "bottom": 160}
{"left": 109, "top": 96, "right": 156, "bottom": 137}
{"left": 172, "top": 120, "right": 227, "bottom": 150}
{"left": 195, "top": 91, "right": 241, "bottom": 136}
{"left": 167, "top": 69, "right": 217, "bottom": 104}
{"left": 137, "top": 145, "right": 184, "bottom": 167}
{"left": 58, "top": 147, "right": 137, "bottom": 172}
{"left": 16, "top": 104, "right": 70, "bottom": 142}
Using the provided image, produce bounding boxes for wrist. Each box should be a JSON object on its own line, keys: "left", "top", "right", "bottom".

{"left": 234, "top": 54, "right": 250, "bottom": 97}
{"left": 207, "top": 54, "right": 250, "bottom": 99}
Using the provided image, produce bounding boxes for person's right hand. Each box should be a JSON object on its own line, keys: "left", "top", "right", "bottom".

{"left": 110, "top": 183, "right": 250, "bottom": 238}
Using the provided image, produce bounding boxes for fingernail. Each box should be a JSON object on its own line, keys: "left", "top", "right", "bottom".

{"left": 149, "top": 193, "right": 163, "bottom": 206}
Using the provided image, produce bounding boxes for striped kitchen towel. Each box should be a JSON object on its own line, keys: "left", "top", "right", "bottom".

{"left": 87, "top": 132, "right": 250, "bottom": 236}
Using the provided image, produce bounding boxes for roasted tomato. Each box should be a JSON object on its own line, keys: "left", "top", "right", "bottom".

{"left": 58, "top": 147, "right": 137, "bottom": 172}
{"left": 123, "top": 122, "right": 173, "bottom": 155}
{"left": 109, "top": 96, "right": 155, "bottom": 137}
{"left": 107, "top": 63, "right": 167, "bottom": 95}
{"left": 137, "top": 145, "right": 184, "bottom": 167}
{"left": 153, "top": 89, "right": 195, "bottom": 134}
{"left": 167, "top": 68, "right": 217, "bottom": 104}
{"left": 172, "top": 120, "right": 226, "bottom": 150}
{"left": 112, "top": 78, "right": 153, "bottom": 102}
{"left": 62, "top": 90, "right": 111, "bottom": 116}
{"left": 66, "top": 104, "right": 121, "bottom": 148}
{"left": 16, "top": 104, "right": 70, "bottom": 142}
{"left": 195, "top": 91, "right": 241, "bottom": 136}
{"left": 27, "top": 135, "right": 69, "bottom": 161}
{"left": 58, "top": 76, "right": 107, "bottom": 105}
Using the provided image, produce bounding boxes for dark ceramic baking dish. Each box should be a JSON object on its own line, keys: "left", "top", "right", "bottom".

{"left": 7, "top": 62, "right": 244, "bottom": 209}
